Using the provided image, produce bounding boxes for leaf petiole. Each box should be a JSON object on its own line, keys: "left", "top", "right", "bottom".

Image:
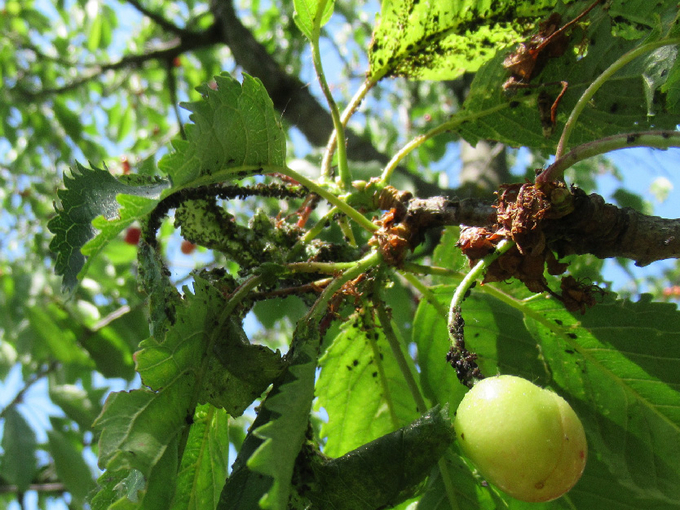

{"left": 539, "top": 130, "right": 680, "bottom": 183}
{"left": 555, "top": 37, "right": 680, "bottom": 159}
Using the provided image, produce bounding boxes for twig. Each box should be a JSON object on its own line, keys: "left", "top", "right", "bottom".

{"left": 126, "top": 0, "right": 189, "bottom": 37}
{"left": 0, "top": 363, "right": 58, "bottom": 420}
{"left": 538, "top": 131, "right": 680, "bottom": 184}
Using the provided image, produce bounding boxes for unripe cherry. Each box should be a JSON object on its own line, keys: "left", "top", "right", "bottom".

{"left": 453, "top": 375, "right": 587, "bottom": 502}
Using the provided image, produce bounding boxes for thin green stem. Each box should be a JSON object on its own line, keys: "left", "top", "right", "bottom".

{"left": 555, "top": 37, "right": 680, "bottom": 159}
{"left": 437, "top": 458, "right": 461, "bottom": 510}
{"left": 277, "top": 166, "right": 378, "bottom": 233}
{"left": 376, "top": 299, "right": 428, "bottom": 414}
{"left": 402, "top": 262, "right": 464, "bottom": 280}
{"left": 285, "top": 260, "right": 360, "bottom": 274}
{"left": 310, "top": 6, "right": 351, "bottom": 190}
{"left": 367, "top": 301, "right": 400, "bottom": 428}
{"left": 448, "top": 239, "right": 514, "bottom": 347}
{"left": 286, "top": 206, "right": 339, "bottom": 262}
{"left": 399, "top": 271, "right": 449, "bottom": 318}
{"left": 321, "top": 78, "right": 376, "bottom": 178}
{"left": 538, "top": 130, "right": 680, "bottom": 184}
{"left": 380, "top": 103, "right": 509, "bottom": 184}
{"left": 306, "top": 250, "right": 383, "bottom": 322}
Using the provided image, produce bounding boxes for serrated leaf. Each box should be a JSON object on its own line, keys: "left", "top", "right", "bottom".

{"left": 170, "top": 404, "right": 229, "bottom": 510}
{"left": 158, "top": 73, "right": 286, "bottom": 189}
{"left": 304, "top": 406, "right": 454, "bottom": 510}
{"left": 315, "top": 312, "right": 420, "bottom": 457}
{"left": 0, "top": 407, "right": 37, "bottom": 492}
{"left": 93, "top": 282, "right": 224, "bottom": 480}
{"left": 48, "top": 162, "right": 169, "bottom": 291}
{"left": 293, "top": 0, "right": 335, "bottom": 40}
{"left": 246, "top": 322, "right": 320, "bottom": 510}
{"left": 47, "top": 429, "right": 96, "bottom": 503}
{"left": 368, "top": 0, "right": 558, "bottom": 81}
{"left": 94, "top": 276, "right": 277, "bottom": 505}
{"left": 523, "top": 293, "right": 680, "bottom": 504}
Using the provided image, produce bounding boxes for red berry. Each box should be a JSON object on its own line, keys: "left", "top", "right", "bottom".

{"left": 180, "top": 240, "right": 196, "bottom": 255}
{"left": 124, "top": 227, "right": 141, "bottom": 246}
{"left": 121, "top": 157, "right": 131, "bottom": 175}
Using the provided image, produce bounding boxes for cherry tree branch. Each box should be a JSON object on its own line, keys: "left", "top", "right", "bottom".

{"left": 125, "top": 0, "right": 189, "bottom": 37}
{"left": 404, "top": 192, "right": 680, "bottom": 267}
{"left": 14, "top": 28, "right": 221, "bottom": 99}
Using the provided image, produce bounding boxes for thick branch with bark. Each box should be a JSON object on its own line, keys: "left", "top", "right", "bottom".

{"left": 404, "top": 191, "right": 680, "bottom": 266}
{"left": 545, "top": 189, "right": 680, "bottom": 267}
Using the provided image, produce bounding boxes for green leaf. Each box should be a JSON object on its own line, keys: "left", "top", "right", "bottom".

{"left": 82, "top": 193, "right": 161, "bottom": 272}
{"left": 91, "top": 469, "right": 145, "bottom": 510}
{"left": 158, "top": 73, "right": 286, "bottom": 189}
{"left": 170, "top": 404, "right": 230, "bottom": 510}
{"left": 94, "top": 275, "right": 279, "bottom": 505}
{"left": 87, "top": 14, "right": 102, "bottom": 52}
{"left": 93, "top": 281, "right": 219, "bottom": 475}
{"left": 246, "top": 322, "right": 320, "bottom": 510}
{"left": 48, "top": 162, "right": 169, "bottom": 291}
{"left": 27, "top": 304, "right": 93, "bottom": 366}
{"left": 53, "top": 97, "right": 83, "bottom": 141}
{"left": 458, "top": 13, "right": 680, "bottom": 151}
{"left": 315, "top": 312, "right": 420, "bottom": 457}
{"left": 203, "top": 319, "right": 287, "bottom": 416}
{"left": 47, "top": 429, "right": 96, "bottom": 503}
{"left": 78, "top": 304, "right": 146, "bottom": 381}
{"left": 641, "top": 46, "right": 679, "bottom": 117}
{"left": 0, "top": 407, "right": 37, "bottom": 492}
{"left": 49, "top": 381, "right": 104, "bottom": 431}
{"left": 293, "top": 0, "right": 335, "bottom": 40}
{"left": 368, "top": 0, "right": 557, "bottom": 81}
{"left": 524, "top": 293, "right": 680, "bottom": 504}
{"left": 609, "top": 0, "right": 680, "bottom": 40}
{"left": 303, "top": 405, "right": 454, "bottom": 509}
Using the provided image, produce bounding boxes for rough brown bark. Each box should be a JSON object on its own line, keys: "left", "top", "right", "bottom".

{"left": 404, "top": 191, "right": 680, "bottom": 266}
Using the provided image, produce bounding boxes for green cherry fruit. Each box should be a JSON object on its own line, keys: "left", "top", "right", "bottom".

{"left": 453, "top": 375, "right": 587, "bottom": 502}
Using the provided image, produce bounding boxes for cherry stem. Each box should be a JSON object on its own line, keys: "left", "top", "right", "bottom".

{"left": 447, "top": 239, "right": 515, "bottom": 387}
